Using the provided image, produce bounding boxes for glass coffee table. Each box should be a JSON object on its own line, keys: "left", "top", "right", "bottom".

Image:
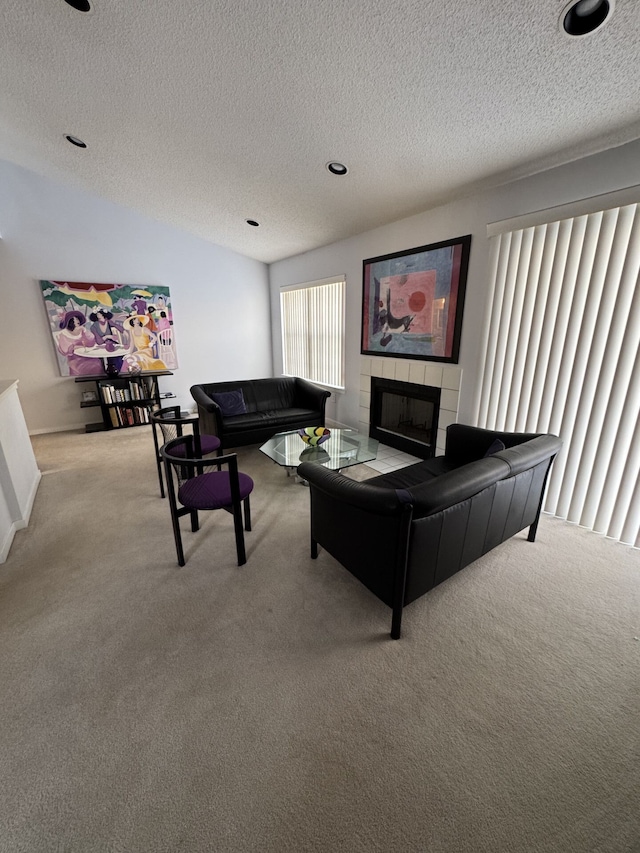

{"left": 260, "top": 428, "right": 379, "bottom": 479}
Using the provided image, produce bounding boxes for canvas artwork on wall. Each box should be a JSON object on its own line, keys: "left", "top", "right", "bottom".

{"left": 39, "top": 280, "right": 178, "bottom": 377}
{"left": 361, "top": 235, "right": 471, "bottom": 363}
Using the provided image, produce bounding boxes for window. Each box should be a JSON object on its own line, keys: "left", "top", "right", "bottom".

{"left": 280, "top": 276, "right": 345, "bottom": 390}
{"left": 475, "top": 196, "right": 640, "bottom": 547}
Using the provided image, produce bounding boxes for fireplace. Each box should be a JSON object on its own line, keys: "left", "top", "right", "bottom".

{"left": 370, "top": 377, "right": 440, "bottom": 459}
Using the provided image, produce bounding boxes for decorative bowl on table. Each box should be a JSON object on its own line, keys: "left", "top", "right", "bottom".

{"left": 298, "top": 426, "right": 331, "bottom": 446}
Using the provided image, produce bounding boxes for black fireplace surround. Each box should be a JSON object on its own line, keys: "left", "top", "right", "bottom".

{"left": 370, "top": 377, "right": 440, "bottom": 459}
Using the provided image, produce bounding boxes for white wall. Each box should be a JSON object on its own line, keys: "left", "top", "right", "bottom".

{"left": 0, "top": 380, "right": 41, "bottom": 563}
{"left": 0, "top": 160, "right": 272, "bottom": 433}
{"left": 269, "top": 138, "right": 640, "bottom": 429}
{"left": 5, "top": 136, "right": 640, "bottom": 436}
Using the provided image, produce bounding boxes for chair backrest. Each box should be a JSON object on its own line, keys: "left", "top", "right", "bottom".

{"left": 160, "top": 435, "right": 241, "bottom": 502}
{"left": 151, "top": 406, "right": 203, "bottom": 455}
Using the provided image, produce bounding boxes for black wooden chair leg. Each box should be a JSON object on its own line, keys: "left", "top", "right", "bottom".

{"left": 170, "top": 510, "right": 185, "bottom": 567}
{"left": 243, "top": 496, "right": 251, "bottom": 531}
{"left": 311, "top": 537, "right": 318, "bottom": 559}
{"left": 156, "top": 458, "right": 165, "bottom": 499}
{"left": 191, "top": 509, "right": 199, "bottom": 532}
{"left": 233, "top": 502, "right": 246, "bottom": 566}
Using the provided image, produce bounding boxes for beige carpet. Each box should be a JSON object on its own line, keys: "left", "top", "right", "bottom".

{"left": 1, "top": 427, "right": 639, "bottom": 853}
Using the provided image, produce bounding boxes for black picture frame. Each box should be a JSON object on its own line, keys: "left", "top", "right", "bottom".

{"left": 361, "top": 234, "right": 471, "bottom": 363}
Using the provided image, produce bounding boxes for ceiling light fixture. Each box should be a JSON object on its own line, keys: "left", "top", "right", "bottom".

{"left": 245, "top": 219, "right": 260, "bottom": 227}
{"left": 561, "top": 0, "right": 613, "bottom": 36}
{"left": 65, "top": 134, "right": 87, "bottom": 148}
{"left": 63, "top": 0, "right": 92, "bottom": 11}
{"left": 326, "top": 162, "right": 348, "bottom": 176}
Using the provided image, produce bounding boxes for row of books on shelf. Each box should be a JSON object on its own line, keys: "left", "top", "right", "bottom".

{"left": 100, "top": 379, "right": 155, "bottom": 404}
{"left": 108, "top": 405, "right": 152, "bottom": 428}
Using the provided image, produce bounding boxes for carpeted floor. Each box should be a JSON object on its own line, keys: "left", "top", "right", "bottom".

{"left": 1, "top": 427, "right": 639, "bottom": 853}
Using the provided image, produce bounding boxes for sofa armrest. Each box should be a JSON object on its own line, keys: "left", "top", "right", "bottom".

{"left": 491, "top": 434, "right": 563, "bottom": 476}
{"left": 189, "top": 385, "right": 223, "bottom": 437}
{"left": 298, "top": 462, "right": 414, "bottom": 638}
{"left": 293, "top": 378, "right": 331, "bottom": 420}
{"left": 190, "top": 385, "right": 216, "bottom": 412}
{"left": 297, "top": 463, "right": 406, "bottom": 516}
{"left": 444, "top": 423, "right": 542, "bottom": 467}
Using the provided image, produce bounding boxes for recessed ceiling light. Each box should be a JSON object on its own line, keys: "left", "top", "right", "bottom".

{"left": 63, "top": 0, "right": 92, "bottom": 11}
{"left": 561, "top": 0, "right": 613, "bottom": 36}
{"left": 327, "top": 162, "right": 348, "bottom": 176}
{"left": 65, "top": 134, "right": 87, "bottom": 148}
{"left": 245, "top": 219, "right": 260, "bottom": 227}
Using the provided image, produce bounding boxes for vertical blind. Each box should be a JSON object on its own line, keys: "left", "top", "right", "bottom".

{"left": 280, "top": 276, "right": 345, "bottom": 390}
{"left": 475, "top": 202, "right": 640, "bottom": 547}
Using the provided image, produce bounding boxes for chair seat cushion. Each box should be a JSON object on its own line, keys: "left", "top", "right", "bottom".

{"left": 167, "top": 434, "right": 221, "bottom": 457}
{"left": 178, "top": 471, "right": 254, "bottom": 510}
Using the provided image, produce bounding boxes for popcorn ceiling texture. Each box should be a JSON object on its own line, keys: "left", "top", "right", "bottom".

{"left": 1, "top": 0, "right": 639, "bottom": 262}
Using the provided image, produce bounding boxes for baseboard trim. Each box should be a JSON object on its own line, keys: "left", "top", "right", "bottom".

{"left": 0, "top": 470, "right": 41, "bottom": 564}
{"left": 0, "top": 523, "right": 17, "bottom": 564}
{"left": 19, "top": 470, "right": 42, "bottom": 528}
{"left": 29, "top": 424, "right": 87, "bottom": 435}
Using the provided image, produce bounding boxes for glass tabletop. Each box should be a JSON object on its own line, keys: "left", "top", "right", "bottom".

{"left": 259, "top": 428, "right": 379, "bottom": 471}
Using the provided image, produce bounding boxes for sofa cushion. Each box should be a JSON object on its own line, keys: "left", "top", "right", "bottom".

{"left": 224, "top": 407, "right": 320, "bottom": 433}
{"left": 211, "top": 389, "right": 247, "bottom": 416}
{"left": 367, "top": 457, "right": 457, "bottom": 490}
{"left": 251, "top": 378, "right": 296, "bottom": 410}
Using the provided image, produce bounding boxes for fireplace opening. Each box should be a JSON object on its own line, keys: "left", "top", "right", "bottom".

{"left": 370, "top": 377, "right": 440, "bottom": 459}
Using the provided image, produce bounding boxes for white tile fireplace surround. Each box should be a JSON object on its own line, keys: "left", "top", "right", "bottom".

{"left": 359, "top": 357, "right": 462, "bottom": 457}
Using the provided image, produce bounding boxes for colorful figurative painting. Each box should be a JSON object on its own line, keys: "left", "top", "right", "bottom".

{"left": 39, "top": 281, "right": 178, "bottom": 377}
{"left": 361, "top": 235, "right": 471, "bottom": 363}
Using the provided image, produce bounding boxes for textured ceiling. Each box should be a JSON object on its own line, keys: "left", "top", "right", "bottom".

{"left": 1, "top": 0, "right": 640, "bottom": 263}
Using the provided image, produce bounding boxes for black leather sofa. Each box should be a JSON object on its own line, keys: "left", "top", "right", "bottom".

{"left": 190, "top": 377, "right": 331, "bottom": 448}
{"left": 298, "top": 424, "right": 562, "bottom": 639}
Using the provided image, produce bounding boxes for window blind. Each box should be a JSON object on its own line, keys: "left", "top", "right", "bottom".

{"left": 475, "top": 203, "right": 640, "bottom": 547}
{"left": 280, "top": 276, "right": 345, "bottom": 390}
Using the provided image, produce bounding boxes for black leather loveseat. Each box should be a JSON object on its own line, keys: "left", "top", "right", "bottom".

{"left": 190, "top": 377, "right": 331, "bottom": 448}
{"left": 298, "top": 424, "right": 562, "bottom": 639}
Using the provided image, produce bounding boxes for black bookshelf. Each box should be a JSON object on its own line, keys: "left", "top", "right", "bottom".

{"left": 75, "top": 370, "right": 174, "bottom": 433}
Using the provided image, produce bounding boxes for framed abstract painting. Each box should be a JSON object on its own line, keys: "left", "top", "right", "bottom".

{"left": 39, "top": 280, "right": 179, "bottom": 377}
{"left": 361, "top": 235, "right": 471, "bottom": 363}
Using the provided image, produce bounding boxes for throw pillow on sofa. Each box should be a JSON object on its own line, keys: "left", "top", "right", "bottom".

{"left": 212, "top": 389, "right": 247, "bottom": 416}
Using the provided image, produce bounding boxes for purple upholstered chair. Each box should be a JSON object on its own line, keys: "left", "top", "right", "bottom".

{"left": 160, "top": 435, "right": 253, "bottom": 566}
{"left": 151, "top": 406, "right": 221, "bottom": 498}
